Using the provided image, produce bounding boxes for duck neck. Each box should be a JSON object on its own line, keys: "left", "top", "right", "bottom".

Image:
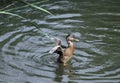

{"left": 67, "top": 40, "right": 74, "bottom": 51}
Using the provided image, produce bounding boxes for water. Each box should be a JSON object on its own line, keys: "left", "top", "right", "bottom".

{"left": 0, "top": 0, "right": 120, "bottom": 83}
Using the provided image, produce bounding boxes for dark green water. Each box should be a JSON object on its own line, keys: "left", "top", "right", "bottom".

{"left": 0, "top": 0, "right": 120, "bottom": 83}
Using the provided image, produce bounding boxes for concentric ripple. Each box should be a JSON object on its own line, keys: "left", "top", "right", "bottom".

{"left": 0, "top": 24, "right": 58, "bottom": 82}
{"left": 0, "top": 0, "right": 120, "bottom": 83}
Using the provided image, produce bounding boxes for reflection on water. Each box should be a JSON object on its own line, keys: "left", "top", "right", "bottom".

{"left": 0, "top": 0, "right": 120, "bottom": 83}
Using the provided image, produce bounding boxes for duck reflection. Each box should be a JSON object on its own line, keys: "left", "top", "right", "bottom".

{"left": 54, "top": 63, "right": 75, "bottom": 83}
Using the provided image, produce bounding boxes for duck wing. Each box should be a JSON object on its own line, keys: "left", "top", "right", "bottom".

{"left": 49, "top": 37, "right": 67, "bottom": 54}
{"left": 49, "top": 45, "right": 62, "bottom": 54}
{"left": 61, "top": 45, "right": 67, "bottom": 49}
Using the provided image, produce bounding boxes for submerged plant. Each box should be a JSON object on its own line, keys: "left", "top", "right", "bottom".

{"left": 0, "top": 0, "right": 52, "bottom": 38}
{"left": 0, "top": 0, "right": 52, "bottom": 18}
{"left": 0, "top": 11, "right": 25, "bottom": 19}
{"left": 18, "top": 0, "right": 53, "bottom": 15}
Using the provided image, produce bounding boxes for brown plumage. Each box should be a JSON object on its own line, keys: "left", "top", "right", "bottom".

{"left": 49, "top": 34, "right": 79, "bottom": 66}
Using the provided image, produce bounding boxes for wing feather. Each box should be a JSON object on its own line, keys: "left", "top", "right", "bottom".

{"left": 49, "top": 46, "right": 61, "bottom": 54}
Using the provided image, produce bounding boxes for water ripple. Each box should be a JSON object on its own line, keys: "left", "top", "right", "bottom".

{"left": 46, "top": 13, "right": 82, "bottom": 19}
{"left": 0, "top": 0, "right": 120, "bottom": 83}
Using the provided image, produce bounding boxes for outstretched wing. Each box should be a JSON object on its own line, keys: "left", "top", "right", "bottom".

{"left": 49, "top": 46, "right": 61, "bottom": 54}
{"left": 49, "top": 37, "right": 67, "bottom": 54}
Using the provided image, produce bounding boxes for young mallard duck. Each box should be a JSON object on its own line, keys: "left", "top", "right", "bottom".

{"left": 49, "top": 34, "right": 79, "bottom": 66}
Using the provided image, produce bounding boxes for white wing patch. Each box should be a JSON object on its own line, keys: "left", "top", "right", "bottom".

{"left": 49, "top": 46, "right": 61, "bottom": 54}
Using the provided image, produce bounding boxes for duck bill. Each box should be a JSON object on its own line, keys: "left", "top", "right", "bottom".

{"left": 73, "top": 38, "right": 79, "bottom": 41}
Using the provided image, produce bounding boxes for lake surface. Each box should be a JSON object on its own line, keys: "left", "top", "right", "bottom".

{"left": 0, "top": 0, "right": 120, "bottom": 83}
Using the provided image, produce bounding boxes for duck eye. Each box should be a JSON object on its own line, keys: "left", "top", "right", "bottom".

{"left": 72, "top": 35, "right": 75, "bottom": 38}
{"left": 68, "top": 42, "right": 70, "bottom": 44}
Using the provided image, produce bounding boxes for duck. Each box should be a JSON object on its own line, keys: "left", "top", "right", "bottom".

{"left": 49, "top": 34, "right": 79, "bottom": 66}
